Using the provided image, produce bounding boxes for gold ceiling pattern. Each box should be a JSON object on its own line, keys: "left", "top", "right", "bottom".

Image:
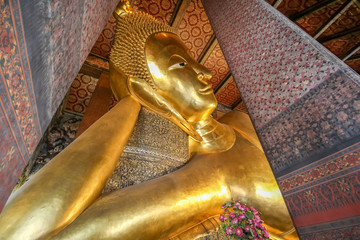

{"left": 203, "top": 44, "right": 230, "bottom": 89}
{"left": 177, "top": 0, "right": 214, "bottom": 59}
{"left": 88, "top": 0, "right": 359, "bottom": 111}
{"left": 133, "top": 0, "right": 176, "bottom": 23}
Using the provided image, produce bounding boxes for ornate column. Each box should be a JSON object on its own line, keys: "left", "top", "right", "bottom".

{"left": 203, "top": 0, "right": 360, "bottom": 238}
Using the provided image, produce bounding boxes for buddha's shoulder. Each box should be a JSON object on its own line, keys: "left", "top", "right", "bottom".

{"left": 219, "top": 111, "right": 264, "bottom": 153}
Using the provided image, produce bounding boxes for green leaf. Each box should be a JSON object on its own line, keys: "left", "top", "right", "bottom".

{"left": 245, "top": 211, "right": 254, "bottom": 219}
{"left": 250, "top": 228, "right": 254, "bottom": 237}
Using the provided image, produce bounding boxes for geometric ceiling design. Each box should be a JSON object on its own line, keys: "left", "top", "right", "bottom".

{"left": 87, "top": 0, "right": 360, "bottom": 111}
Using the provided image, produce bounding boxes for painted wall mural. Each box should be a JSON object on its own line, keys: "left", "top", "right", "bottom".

{"left": 203, "top": 0, "right": 360, "bottom": 239}
{"left": 0, "top": 0, "right": 41, "bottom": 209}
{"left": 0, "top": 0, "right": 118, "bottom": 210}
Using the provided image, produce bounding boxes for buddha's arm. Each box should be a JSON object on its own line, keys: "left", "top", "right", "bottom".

{"left": 0, "top": 96, "right": 141, "bottom": 240}
{"left": 51, "top": 155, "right": 230, "bottom": 240}
{"left": 51, "top": 135, "right": 294, "bottom": 240}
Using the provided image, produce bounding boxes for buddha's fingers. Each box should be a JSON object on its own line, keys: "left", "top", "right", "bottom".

{"left": 0, "top": 96, "right": 141, "bottom": 240}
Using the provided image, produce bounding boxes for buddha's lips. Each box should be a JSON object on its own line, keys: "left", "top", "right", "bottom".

{"left": 199, "top": 85, "right": 213, "bottom": 94}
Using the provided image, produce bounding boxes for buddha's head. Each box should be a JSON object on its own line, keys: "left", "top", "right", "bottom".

{"left": 110, "top": 10, "right": 217, "bottom": 125}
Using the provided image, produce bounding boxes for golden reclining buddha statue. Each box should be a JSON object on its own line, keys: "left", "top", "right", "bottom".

{"left": 0, "top": 1, "right": 298, "bottom": 239}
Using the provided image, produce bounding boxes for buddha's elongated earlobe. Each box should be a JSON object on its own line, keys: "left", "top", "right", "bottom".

{"left": 127, "top": 76, "right": 203, "bottom": 142}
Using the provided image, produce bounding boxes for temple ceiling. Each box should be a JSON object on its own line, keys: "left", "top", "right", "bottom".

{"left": 84, "top": 0, "right": 360, "bottom": 112}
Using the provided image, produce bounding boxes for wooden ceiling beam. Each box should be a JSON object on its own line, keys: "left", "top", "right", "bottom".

{"left": 313, "top": 0, "right": 354, "bottom": 39}
{"left": 272, "top": 0, "right": 283, "bottom": 8}
{"left": 231, "top": 98, "right": 243, "bottom": 110}
{"left": 318, "top": 26, "right": 360, "bottom": 43}
{"left": 342, "top": 45, "right": 360, "bottom": 61}
{"left": 354, "top": 0, "right": 360, "bottom": 9}
{"left": 346, "top": 54, "right": 360, "bottom": 61}
{"left": 214, "top": 71, "right": 232, "bottom": 94}
{"left": 290, "top": 0, "right": 340, "bottom": 21}
{"left": 169, "top": 0, "right": 191, "bottom": 29}
{"left": 198, "top": 34, "right": 218, "bottom": 64}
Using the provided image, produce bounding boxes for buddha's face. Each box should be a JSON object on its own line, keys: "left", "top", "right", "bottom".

{"left": 145, "top": 32, "right": 217, "bottom": 123}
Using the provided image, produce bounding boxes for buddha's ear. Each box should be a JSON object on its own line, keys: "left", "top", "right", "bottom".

{"left": 127, "top": 76, "right": 202, "bottom": 142}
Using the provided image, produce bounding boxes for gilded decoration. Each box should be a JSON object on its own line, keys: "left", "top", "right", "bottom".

{"left": 104, "top": 108, "right": 189, "bottom": 192}
{"left": 0, "top": 2, "right": 296, "bottom": 240}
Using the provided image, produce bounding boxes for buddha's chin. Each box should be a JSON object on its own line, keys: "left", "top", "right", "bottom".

{"left": 186, "top": 106, "right": 217, "bottom": 124}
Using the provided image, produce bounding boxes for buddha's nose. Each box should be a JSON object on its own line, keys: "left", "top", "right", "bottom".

{"left": 197, "top": 67, "right": 212, "bottom": 83}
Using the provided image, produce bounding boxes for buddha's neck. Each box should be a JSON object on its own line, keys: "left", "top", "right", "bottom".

{"left": 190, "top": 116, "right": 236, "bottom": 154}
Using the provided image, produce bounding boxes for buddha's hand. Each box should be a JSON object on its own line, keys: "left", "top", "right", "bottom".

{"left": 108, "top": 61, "right": 201, "bottom": 141}
{"left": 127, "top": 76, "right": 202, "bottom": 141}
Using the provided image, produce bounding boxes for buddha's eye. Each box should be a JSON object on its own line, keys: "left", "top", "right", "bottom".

{"left": 169, "top": 62, "right": 187, "bottom": 70}
{"left": 168, "top": 55, "right": 188, "bottom": 70}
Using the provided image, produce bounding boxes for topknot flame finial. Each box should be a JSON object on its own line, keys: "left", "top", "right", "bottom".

{"left": 113, "top": 0, "right": 133, "bottom": 20}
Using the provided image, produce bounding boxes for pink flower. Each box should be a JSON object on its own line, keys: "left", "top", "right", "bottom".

{"left": 235, "top": 227, "right": 243, "bottom": 237}
{"left": 229, "top": 212, "right": 236, "bottom": 219}
{"left": 263, "top": 229, "right": 269, "bottom": 238}
{"left": 226, "top": 226, "right": 233, "bottom": 235}
{"left": 238, "top": 214, "right": 246, "bottom": 220}
{"left": 219, "top": 214, "right": 226, "bottom": 222}
{"left": 231, "top": 217, "right": 238, "bottom": 225}
{"left": 251, "top": 207, "right": 259, "bottom": 215}
{"left": 244, "top": 225, "right": 251, "bottom": 232}
{"left": 251, "top": 226, "right": 258, "bottom": 236}
{"left": 238, "top": 204, "right": 247, "bottom": 211}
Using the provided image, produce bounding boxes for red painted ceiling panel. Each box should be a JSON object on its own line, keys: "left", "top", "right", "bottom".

{"left": 133, "top": 0, "right": 177, "bottom": 24}
{"left": 296, "top": 0, "right": 347, "bottom": 36}
{"left": 323, "top": 33, "right": 360, "bottom": 58}
{"left": 346, "top": 58, "right": 360, "bottom": 73}
{"left": 203, "top": 44, "right": 230, "bottom": 89}
{"left": 321, "top": 3, "right": 360, "bottom": 37}
{"left": 215, "top": 77, "right": 241, "bottom": 107}
{"left": 90, "top": 0, "right": 177, "bottom": 59}
{"left": 178, "top": 0, "right": 214, "bottom": 59}
{"left": 277, "top": 0, "right": 319, "bottom": 17}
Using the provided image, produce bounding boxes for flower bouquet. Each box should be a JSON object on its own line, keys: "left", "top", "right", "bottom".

{"left": 219, "top": 200, "right": 270, "bottom": 240}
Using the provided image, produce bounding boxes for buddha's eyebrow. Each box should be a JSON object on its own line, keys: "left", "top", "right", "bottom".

{"left": 167, "top": 54, "right": 187, "bottom": 65}
{"left": 164, "top": 44, "right": 189, "bottom": 56}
